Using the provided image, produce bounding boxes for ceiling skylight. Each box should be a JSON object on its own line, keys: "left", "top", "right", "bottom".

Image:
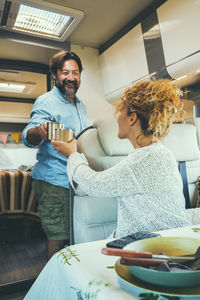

{"left": 0, "top": 0, "right": 84, "bottom": 41}
{"left": 14, "top": 4, "right": 73, "bottom": 38}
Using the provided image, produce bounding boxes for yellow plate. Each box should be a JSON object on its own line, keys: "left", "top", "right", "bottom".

{"left": 115, "top": 259, "right": 200, "bottom": 297}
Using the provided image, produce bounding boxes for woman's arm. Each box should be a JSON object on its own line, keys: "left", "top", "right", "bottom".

{"left": 51, "top": 139, "right": 138, "bottom": 198}
{"left": 67, "top": 152, "right": 138, "bottom": 198}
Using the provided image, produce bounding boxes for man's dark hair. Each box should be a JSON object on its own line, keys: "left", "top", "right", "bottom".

{"left": 50, "top": 51, "right": 83, "bottom": 74}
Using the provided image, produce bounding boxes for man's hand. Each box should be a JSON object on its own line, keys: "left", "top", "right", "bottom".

{"left": 51, "top": 139, "right": 77, "bottom": 157}
{"left": 27, "top": 123, "right": 47, "bottom": 146}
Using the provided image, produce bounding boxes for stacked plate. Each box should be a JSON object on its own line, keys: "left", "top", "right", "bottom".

{"left": 114, "top": 237, "right": 200, "bottom": 297}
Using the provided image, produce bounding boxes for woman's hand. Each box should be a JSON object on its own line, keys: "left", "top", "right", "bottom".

{"left": 51, "top": 138, "right": 77, "bottom": 157}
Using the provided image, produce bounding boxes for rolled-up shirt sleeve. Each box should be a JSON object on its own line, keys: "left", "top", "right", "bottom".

{"left": 22, "top": 99, "right": 52, "bottom": 148}
{"left": 67, "top": 152, "right": 138, "bottom": 198}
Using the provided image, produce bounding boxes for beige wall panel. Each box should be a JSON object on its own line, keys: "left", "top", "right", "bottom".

{"left": 0, "top": 101, "right": 33, "bottom": 123}
{"left": 158, "top": 0, "right": 200, "bottom": 66}
{"left": 71, "top": 44, "right": 114, "bottom": 122}
{"left": 99, "top": 24, "right": 148, "bottom": 97}
{"left": 0, "top": 39, "right": 57, "bottom": 64}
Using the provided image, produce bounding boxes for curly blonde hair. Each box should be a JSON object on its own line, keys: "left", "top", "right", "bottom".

{"left": 116, "top": 79, "right": 183, "bottom": 139}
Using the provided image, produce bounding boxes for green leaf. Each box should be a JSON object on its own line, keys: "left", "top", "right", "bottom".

{"left": 106, "top": 265, "right": 114, "bottom": 269}
{"left": 139, "top": 292, "right": 159, "bottom": 300}
{"left": 192, "top": 227, "right": 200, "bottom": 232}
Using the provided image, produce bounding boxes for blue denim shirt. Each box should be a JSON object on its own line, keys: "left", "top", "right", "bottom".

{"left": 22, "top": 86, "right": 90, "bottom": 189}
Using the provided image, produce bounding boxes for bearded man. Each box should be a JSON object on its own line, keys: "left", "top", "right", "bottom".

{"left": 23, "top": 51, "right": 90, "bottom": 259}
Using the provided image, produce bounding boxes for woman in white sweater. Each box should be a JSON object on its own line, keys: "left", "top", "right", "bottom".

{"left": 52, "top": 79, "right": 192, "bottom": 238}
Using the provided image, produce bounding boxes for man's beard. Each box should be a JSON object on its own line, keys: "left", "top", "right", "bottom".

{"left": 55, "top": 77, "right": 79, "bottom": 98}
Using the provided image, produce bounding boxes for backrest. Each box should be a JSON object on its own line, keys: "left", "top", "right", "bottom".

{"left": 77, "top": 114, "right": 132, "bottom": 171}
{"left": 161, "top": 123, "right": 200, "bottom": 208}
{"left": 73, "top": 117, "right": 200, "bottom": 244}
{"left": 185, "top": 117, "right": 200, "bottom": 148}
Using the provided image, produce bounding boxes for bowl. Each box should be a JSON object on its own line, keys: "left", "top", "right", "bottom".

{"left": 124, "top": 236, "right": 200, "bottom": 287}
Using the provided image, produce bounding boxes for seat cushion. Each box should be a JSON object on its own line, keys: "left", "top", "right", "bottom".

{"left": 73, "top": 195, "right": 117, "bottom": 243}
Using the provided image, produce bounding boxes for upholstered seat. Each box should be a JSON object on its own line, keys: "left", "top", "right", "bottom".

{"left": 72, "top": 117, "right": 200, "bottom": 244}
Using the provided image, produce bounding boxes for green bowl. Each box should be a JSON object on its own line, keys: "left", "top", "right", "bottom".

{"left": 124, "top": 236, "right": 200, "bottom": 287}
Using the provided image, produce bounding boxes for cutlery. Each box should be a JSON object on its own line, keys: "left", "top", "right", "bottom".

{"left": 120, "top": 257, "right": 167, "bottom": 266}
{"left": 101, "top": 247, "right": 195, "bottom": 260}
{"left": 191, "top": 258, "right": 200, "bottom": 270}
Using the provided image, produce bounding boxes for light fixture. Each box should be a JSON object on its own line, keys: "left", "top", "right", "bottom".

{"left": 0, "top": 0, "right": 84, "bottom": 41}
{"left": 0, "top": 79, "right": 36, "bottom": 93}
{"left": 0, "top": 82, "right": 26, "bottom": 93}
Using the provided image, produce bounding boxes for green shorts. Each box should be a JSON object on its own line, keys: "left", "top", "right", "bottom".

{"left": 32, "top": 179, "right": 70, "bottom": 240}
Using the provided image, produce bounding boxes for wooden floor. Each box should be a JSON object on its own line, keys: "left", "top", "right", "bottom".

{"left": 0, "top": 237, "right": 47, "bottom": 284}
{"left": 0, "top": 218, "right": 47, "bottom": 299}
{"left": 0, "top": 290, "right": 27, "bottom": 300}
{"left": 0, "top": 279, "right": 35, "bottom": 300}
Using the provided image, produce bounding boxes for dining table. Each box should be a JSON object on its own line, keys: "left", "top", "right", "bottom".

{"left": 24, "top": 224, "right": 200, "bottom": 300}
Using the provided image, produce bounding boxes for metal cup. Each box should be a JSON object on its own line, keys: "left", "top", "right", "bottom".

{"left": 54, "top": 128, "right": 61, "bottom": 141}
{"left": 61, "top": 129, "right": 73, "bottom": 142}
{"left": 47, "top": 122, "right": 64, "bottom": 140}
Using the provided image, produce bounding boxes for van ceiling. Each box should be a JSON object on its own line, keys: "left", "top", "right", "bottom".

{"left": 48, "top": 0, "right": 155, "bottom": 48}
{"left": 35, "top": 0, "right": 156, "bottom": 49}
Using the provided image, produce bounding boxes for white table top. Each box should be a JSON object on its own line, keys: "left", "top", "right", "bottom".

{"left": 24, "top": 225, "right": 200, "bottom": 300}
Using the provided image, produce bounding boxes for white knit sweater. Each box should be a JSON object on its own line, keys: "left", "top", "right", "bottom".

{"left": 67, "top": 142, "right": 192, "bottom": 238}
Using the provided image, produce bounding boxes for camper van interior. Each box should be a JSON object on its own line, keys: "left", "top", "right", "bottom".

{"left": 1, "top": 0, "right": 200, "bottom": 299}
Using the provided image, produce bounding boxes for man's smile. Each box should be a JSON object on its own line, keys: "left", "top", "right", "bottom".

{"left": 65, "top": 83, "right": 75, "bottom": 87}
